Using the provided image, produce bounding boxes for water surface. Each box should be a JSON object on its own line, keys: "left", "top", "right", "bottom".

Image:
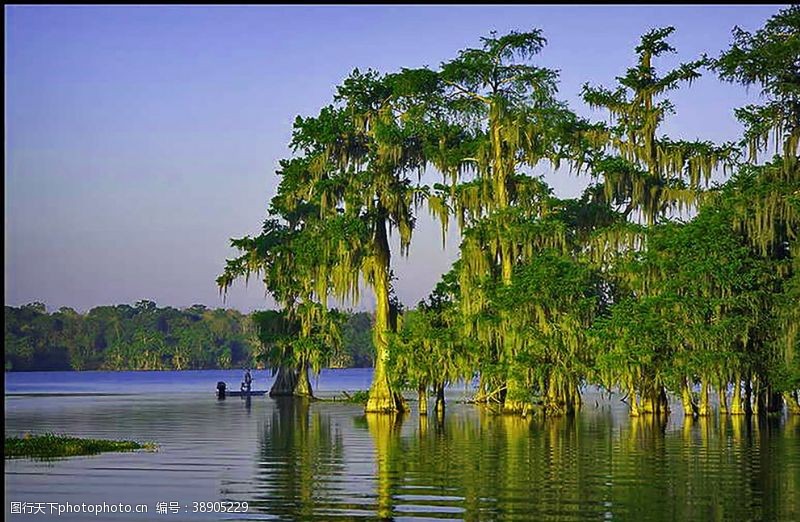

{"left": 5, "top": 370, "right": 799, "bottom": 521}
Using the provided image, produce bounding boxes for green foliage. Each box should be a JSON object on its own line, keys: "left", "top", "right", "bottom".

{"left": 582, "top": 26, "right": 736, "bottom": 225}
{"left": 340, "top": 390, "right": 370, "bottom": 404}
{"left": 216, "top": 11, "right": 798, "bottom": 415}
{"left": 389, "top": 286, "right": 471, "bottom": 394}
{"left": 5, "top": 433, "right": 156, "bottom": 460}
{"left": 4, "top": 302, "right": 259, "bottom": 371}
{"left": 592, "top": 202, "right": 777, "bottom": 396}
{"left": 712, "top": 6, "right": 800, "bottom": 399}
{"left": 5, "top": 303, "right": 375, "bottom": 372}
{"left": 713, "top": 6, "right": 798, "bottom": 112}
{"left": 714, "top": 6, "right": 799, "bottom": 169}
{"left": 336, "top": 312, "right": 376, "bottom": 368}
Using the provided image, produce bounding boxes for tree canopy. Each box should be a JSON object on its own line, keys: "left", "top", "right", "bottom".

{"left": 219, "top": 8, "right": 800, "bottom": 417}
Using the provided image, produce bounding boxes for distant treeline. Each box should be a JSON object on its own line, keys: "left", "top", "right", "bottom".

{"left": 4, "top": 301, "right": 375, "bottom": 371}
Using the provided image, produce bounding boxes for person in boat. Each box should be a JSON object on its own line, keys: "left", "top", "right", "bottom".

{"left": 241, "top": 368, "right": 252, "bottom": 393}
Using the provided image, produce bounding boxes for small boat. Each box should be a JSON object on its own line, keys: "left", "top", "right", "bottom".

{"left": 215, "top": 381, "right": 266, "bottom": 398}
{"left": 223, "top": 390, "right": 267, "bottom": 397}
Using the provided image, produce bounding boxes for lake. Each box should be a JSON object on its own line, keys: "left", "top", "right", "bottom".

{"left": 5, "top": 369, "right": 800, "bottom": 521}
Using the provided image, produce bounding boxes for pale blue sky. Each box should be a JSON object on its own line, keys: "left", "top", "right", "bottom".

{"left": 5, "top": 5, "right": 779, "bottom": 313}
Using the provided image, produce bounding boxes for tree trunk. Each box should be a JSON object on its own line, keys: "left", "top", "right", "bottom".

{"left": 698, "top": 377, "right": 711, "bottom": 416}
{"left": 492, "top": 116, "right": 520, "bottom": 416}
{"left": 629, "top": 386, "right": 640, "bottom": 417}
{"left": 269, "top": 366, "right": 298, "bottom": 397}
{"left": 571, "top": 385, "right": 582, "bottom": 414}
{"left": 718, "top": 379, "right": 728, "bottom": 415}
{"left": 757, "top": 384, "right": 783, "bottom": 415}
{"left": 730, "top": 375, "right": 745, "bottom": 415}
{"left": 502, "top": 377, "right": 529, "bottom": 416}
{"left": 366, "top": 368, "right": 405, "bottom": 413}
{"left": 434, "top": 383, "right": 445, "bottom": 418}
{"left": 294, "top": 361, "right": 313, "bottom": 398}
{"left": 546, "top": 384, "right": 563, "bottom": 417}
{"left": 490, "top": 114, "right": 510, "bottom": 213}
{"left": 785, "top": 391, "right": 800, "bottom": 414}
{"left": 418, "top": 385, "right": 428, "bottom": 416}
{"left": 753, "top": 375, "right": 761, "bottom": 416}
{"left": 475, "top": 372, "right": 503, "bottom": 404}
{"left": 365, "top": 218, "right": 407, "bottom": 414}
{"left": 474, "top": 373, "right": 489, "bottom": 403}
{"left": 655, "top": 386, "right": 669, "bottom": 415}
{"left": 501, "top": 245, "right": 513, "bottom": 285}
{"left": 744, "top": 375, "right": 753, "bottom": 416}
{"left": 768, "top": 390, "right": 784, "bottom": 414}
{"left": 641, "top": 393, "right": 655, "bottom": 414}
{"left": 681, "top": 377, "right": 698, "bottom": 417}
{"left": 639, "top": 382, "right": 668, "bottom": 416}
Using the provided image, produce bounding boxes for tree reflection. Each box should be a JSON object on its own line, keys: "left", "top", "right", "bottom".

{"left": 251, "top": 398, "right": 345, "bottom": 519}
{"left": 248, "top": 400, "right": 797, "bottom": 521}
{"left": 365, "top": 413, "right": 405, "bottom": 519}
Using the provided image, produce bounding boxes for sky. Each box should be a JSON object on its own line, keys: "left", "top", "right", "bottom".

{"left": 4, "top": 5, "right": 781, "bottom": 314}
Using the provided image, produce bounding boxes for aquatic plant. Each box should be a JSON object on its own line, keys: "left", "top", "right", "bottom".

{"left": 4, "top": 433, "right": 157, "bottom": 460}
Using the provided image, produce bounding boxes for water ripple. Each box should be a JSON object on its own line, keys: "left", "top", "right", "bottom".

{"left": 5, "top": 372, "right": 800, "bottom": 521}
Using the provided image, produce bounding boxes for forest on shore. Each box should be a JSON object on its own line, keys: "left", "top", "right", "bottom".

{"left": 4, "top": 302, "right": 375, "bottom": 372}
{"left": 218, "top": 7, "right": 799, "bottom": 416}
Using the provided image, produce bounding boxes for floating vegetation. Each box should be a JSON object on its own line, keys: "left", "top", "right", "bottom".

{"left": 5, "top": 433, "right": 157, "bottom": 460}
{"left": 339, "top": 390, "right": 371, "bottom": 404}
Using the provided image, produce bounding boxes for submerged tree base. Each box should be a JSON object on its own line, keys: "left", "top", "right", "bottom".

{"left": 269, "top": 365, "right": 316, "bottom": 399}
{"left": 365, "top": 392, "right": 408, "bottom": 413}
{"left": 5, "top": 433, "right": 156, "bottom": 460}
{"left": 785, "top": 392, "right": 800, "bottom": 414}
{"left": 269, "top": 366, "right": 299, "bottom": 397}
{"left": 365, "top": 366, "right": 408, "bottom": 413}
{"left": 502, "top": 399, "right": 532, "bottom": 417}
{"left": 418, "top": 387, "right": 429, "bottom": 415}
{"left": 365, "top": 380, "right": 407, "bottom": 413}
{"left": 294, "top": 363, "right": 315, "bottom": 399}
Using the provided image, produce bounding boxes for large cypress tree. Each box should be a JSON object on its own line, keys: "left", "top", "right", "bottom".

{"left": 713, "top": 5, "right": 800, "bottom": 413}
